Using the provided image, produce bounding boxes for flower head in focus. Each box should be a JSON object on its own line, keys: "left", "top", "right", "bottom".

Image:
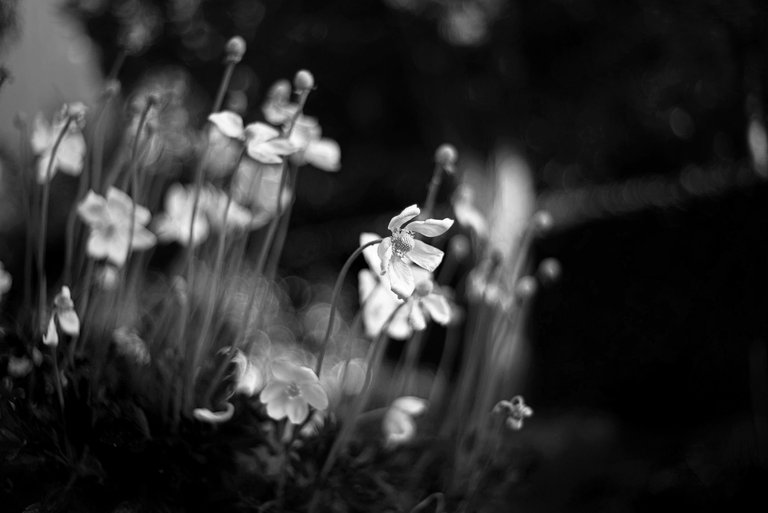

{"left": 377, "top": 205, "right": 453, "bottom": 298}
{"left": 260, "top": 360, "right": 328, "bottom": 424}
{"left": 289, "top": 115, "right": 341, "bottom": 172}
{"left": 493, "top": 395, "right": 533, "bottom": 431}
{"left": 30, "top": 103, "right": 87, "bottom": 184}
{"left": 382, "top": 396, "right": 428, "bottom": 448}
{"left": 154, "top": 183, "right": 210, "bottom": 246}
{"left": 77, "top": 187, "right": 156, "bottom": 267}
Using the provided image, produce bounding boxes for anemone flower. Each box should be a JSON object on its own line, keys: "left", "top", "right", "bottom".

{"left": 30, "top": 103, "right": 87, "bottom": 184}
{"left": 377, "top": 205, "right": 453, "bottom": 299}
{"left": 77, "top": 187, "right": 156, "bottom": 267}
{"left": 382, "top": 396, "right": 428, "bottom": 448}
{"left": 260, "top": 360, "right": 328, "bottom": 424}
{"left": 289, "top": 115, "right": 341, "bottom": 172}
{"left": 154, "top": 183, "right": 210, "bottom": 246}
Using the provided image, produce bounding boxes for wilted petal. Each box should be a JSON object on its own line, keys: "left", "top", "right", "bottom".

{"left": 208, "top": 111, "right": 245, "bottom": 139}
{"left": 388, "top": 205, "right": 420, "bottom": 231}
{"left": 389, "top": 257, "right": 415, "bottom": 299}
{"left": 285, "top": 398, "right": 310, "bottom": 424}
{"left": 408, "top": 240, "right": 444, "bottom": 272}
{"left": 407, "top": 218, "right": 454, "bottom": 237}
{"left": 421, "top": 294, "right": 451, "bottom": 325}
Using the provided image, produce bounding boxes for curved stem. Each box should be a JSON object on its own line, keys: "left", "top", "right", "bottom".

{"left": 315, "top": 238, "right": 383, "bottom": 375}
{"left": 37, "top": 116, "right": 74, "bottom": 331}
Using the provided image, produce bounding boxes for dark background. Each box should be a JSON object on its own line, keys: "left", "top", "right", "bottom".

{"left": 14, "top": 0, "right": 768, "bottom": 510}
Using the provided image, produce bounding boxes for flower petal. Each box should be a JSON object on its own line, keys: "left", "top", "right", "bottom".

{"left": 421, "top": 294, "right": 451, "bottom": 325}
{"left": 43, "top": 316, "right": 59, "bottom": 347}
{"left": 304, "top": 139, "right": 341, "bottom": 172}
{"left": 382, "top": 408, "right": 415, "bottom": 447}
{"left": 245, "top": 122, "right": 281, "bottom": 143}
{"left": 208, "top": 111, "right": 245, "bottom": 139}
{"left": 388, "top": 205, "right": 420, "bottom": 231}
{"left": 285, "top": 398, "right": 310, "bottom": 424}
{"left": 389, "top": 257, "right": 415, "bottom": 299}
{"left": 408, "top": 240, "right": 444, "bottom": 272}
{"left": 260, "top": 381, "right": 287, "bottom": 404}
{"left": 392, "top": 396, "right": 428, "bottom": 416}
{"left": 408, "top": 302, "right": 427, "bottom": 331}
{"left": 377, "top": 237, "right": 392, "bottom": 275}
{"left": 360, "top": 232, "right": 384, "bottom": 274}
{"left": 57, "top": 310, "right": 80, "bottom": 336}
{"left": 265, "top": 395, "right": 289, "bottom": 420}
{"left": 86, "top": 232, "right": 111, "bottom": 261}
{"left": 77, "top": 191, "right": 108, "bottom": 227}
{"left": 407, "top": 218, "right": 454, "bottom": 238}
{"left": 131, "top": 226, "right": 157, "bottom": 251}
{"left": 271, "top": 360, "right": 319, "bottom": 384}
{"left": 387, "top": 305, "right": 413, "bottom": 340}
{"left": 301, "top": 382, "right": 329, "bottom": 410}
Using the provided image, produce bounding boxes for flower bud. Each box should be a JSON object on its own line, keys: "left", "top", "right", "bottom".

{"left": 514, "top": 276, "right": 538, "bottom": 301}
{"left": 225, "top": 36, "right": 247, "bottom": 63}
{"left": 268, "top": 79, "right": 292, "bottom": 103}
{"left": 435, "top": 143, "right": 458, "bottom": 173}
{"left": 531, "top": 210, "right": 554, "bottom": 234}
{"left": 293, "top": 69, "right": 315, "bottom": 92}
{"left": 537, "top": 258, "right": 562, "bottom": 285}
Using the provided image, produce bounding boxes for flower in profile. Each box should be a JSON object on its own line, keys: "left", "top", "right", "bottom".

{"left": 30, "top": 103, "right": 87, "bottom": 184}
{"left": 377, "top": 205, "right": 453, "bottom": 298}
{"left": 231, "top": 159, "right": 292, "bottom": 226}
{"left": 154, "top": 183, "right": 210, "bottom": 246}
{"left": 402, "top": 279, "right": 452, "bottom": 331}
{"left": 0, "top": 261, "right": 11, "bottom": 299}
{"left": 77, "top": 187, "right": 157, "bottom": 267}
{"left": 193, "top": 402, "right": 235, "bottom": 424}
{"left": 493, "top": 395, "right": 533, "bottom": 431}
{"left": 232, "top": 349, "right": 266, "bottom": 396}
{"left": 382, "top": 396, "right": 428, "bottom": 448}
{"left": 289, "top": 115, "right": 341, "bottom": 172}
{"left": 260, "top": 360, "right": 328, "bottom": 424}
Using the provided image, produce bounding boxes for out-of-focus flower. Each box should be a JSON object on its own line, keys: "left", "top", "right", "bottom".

{"left": 289, "top": 115, "right": 341, "bottom": 172}
{"left": 30, "top": 103, "right": 87, "bottom": 184}
{"left": 154, "top": 183, "right": 210, "bottom": 246}
{"left": 199, "top": 185, "right": 261, "bottom": 232}
{"left": 376, "top": 205, "right": 453, "bottom": 299}
{"left": 112, "top": 327, "right": 151, "bottom": 366}
{"left": 205, "top": 111, "right": 246, "bottom": 178}
{"left": 232, "top": 349, "right": 266, "bottom": 396}
{"left": 0, "top": 261, "right": 11, "bottom": 299}
{"left": 259, "top": 360, "right": 328, "bottom": 424}
{"left": 231, "top": 159, "right": 292, "bottom": 225}
{"left": 262, "top": 80, "right": 297, "bottom": 126}
{"left": 53, "top": 286, "right": 80, "bottom": 336}
{"left": 193, "top": 402, "right": 235, "bottom": 424}
{"left": 402, "top": 280, "right": 452, "bottom": 331}
{"left": 299, "top": 410, "right": 326, "bottom": 438}
{"left": 245, "top": 122, "right": 296, "bottom": 164}
{"left": 452, "top": 184, "right": 488, "bottom": 239}
{"left": 95, "top": 264, "right": 120, "bottom": 290}
{"left": 77, "top": 187, "right": 156, "bottom": 267}
{"left": 382, "top": 396, "right": 428, "bottom": 448}
{"left": 7, "top": 356, "right": 32, "bottom": 378}
{"left": 493, "top": 395, "right": 533, "bottom": 430}
{"left": 321, "top": 358, "right": 367, "bottom": 403}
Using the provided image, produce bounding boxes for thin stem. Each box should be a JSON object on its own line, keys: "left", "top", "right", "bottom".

{"left": 37, "top": 116, "right": 74, "bottom": 332}
{"left": 315, "top": 239, "right": 383, "bottom": 375}
{"left": 422, "top": 162, "right": 444, "bottom": 220}
{"left": 212, "top": 61, "right": 236, "bottom": 114}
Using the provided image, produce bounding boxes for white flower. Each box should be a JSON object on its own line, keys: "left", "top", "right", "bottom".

{"left": 231, "top": 159, "right": 292, "bottom": 226}
{"left": 289, "top": 115, "right": 341, "bottom": 172}
{"left": 382, "top": 396, "right": 428, "bottom": 448}
{"left": 154, "top": 183, "right": 210, "bottom": 246}
{"left": 245, "top": 122, "right": 296, "bottom": 164}
{"left": 77, "top": 187, "right": 157, "bottom": 267}
{"left": 262, "top": 80, "right": 298, "bottom": 126}
{"left": 42, "top": 286, "right": 80, "bottom": 347}
{"left": 30, "top": 103, "right": 87, "bottom": 184}
{"left": 377, "top": 205, "right": 453, "bottom": 299}
{"left": 402, "top": 280, "right": 452, "bottom": 331}
{"left": 493, "top": 395, "right": 533, "bottom": 431}
{"left": 199, "top": 185, "right": 260, "bottom": 232}
{"left": 452, "top": 184, "right": 488, "bottom": 238}
{"left": 259, "top": 360, "right": 329, "bottom": 424}
{"left": 205, "top": 111, "right": 246, "bottom": 178}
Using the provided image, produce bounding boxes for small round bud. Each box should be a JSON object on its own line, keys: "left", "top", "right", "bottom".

{"left": 514, "top": 276, "right": 538, "bottom": 301}
{"left": 268, "top": 79, "right": 292, "bottom": 102}
{"left": 435, "top": 143, "right": 458, "bottom": 173}
{"left": 104, "top": 79, "right": 122, "bottom": 98}
{"left": 449, "top": 234, "right": 471, "bottom": 261}
{"left": 537, "top": 258, "right": 562, "bottom": 285}
{"left": 225, "top": 36, "right": 247, "bottom": 63}
{"left": 293, "top": 69, "right": 315, "bottom": 92}
{"left": 414, "top": 280, "right": 434, "bottom": 297}
{"left": 531, "top": 211, "right": 554, "bottom": 234}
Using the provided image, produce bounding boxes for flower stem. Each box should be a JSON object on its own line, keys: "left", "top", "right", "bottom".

{"left": 314, "top": 238, "right": 383, "bottom": 375}
{"left": 422, "top": 162, "right": 444, "bottom": 220}
{"left": 37, "top": 116, "right": 74, "bottom": 332}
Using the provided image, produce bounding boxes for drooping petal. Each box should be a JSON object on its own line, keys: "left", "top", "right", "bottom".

{"left": 408, "top": 301, "right": 427, "bottom": 331}
{"left": 377, "top": 237, "right": 392, "bottom": 275}
{"left": 407, "top": 240, "right": 444, "bottom": 272}
{"left": 388, "top": 205, "right": 420, "bottom": 232}
{"left": 392, "top": 396, "right": 428, "bottom": 416}
{"left": 301, "top": 382, "right": 330, "bottom": 410}
{"left": 421, "top": 294, "right": 451, "bottom": 325}
{"left": 304, "top": 139, "right": 341, "bottom": 172}
{"left": 407, "top": 218, "right": 454, "bottom": 237}
{"left": 271, "top": 360, "right": 319, "bottom": 384}
{"left": 389, "top": 257, "right": 415, "bottom": 299}
{"left": 285, "top": 397, "right": 310, "bottom": 424}
{"left": 208, "top": 111, "right": 245, "bottom": 139}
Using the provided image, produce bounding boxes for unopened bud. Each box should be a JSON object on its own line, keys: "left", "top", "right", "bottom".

{"left": 514, "top": 276, "right": 538, "bottom": 301}
{"left": 531, "top": 211, "right": 554, "bottom": 234}
{"left": 225, "top": 36, "right": 247, "bottom": 63}
{"left": 435, "top": 143, "right": 458, "bottom": 173}
{"left": 293, "top": 69, "right": 315, "bottom": 92}
{"left": 268, "top": 80, "right": 292, "bottom": 102}
{"left": 537, "top": 258, "right": 562, "bottom": 284}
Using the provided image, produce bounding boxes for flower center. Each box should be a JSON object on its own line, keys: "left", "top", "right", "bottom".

{"left": 286, "top": 382, "right": 301, "bottom": 398}
{"left": 391, "top": 230, "right": 415, "bottom": 257}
